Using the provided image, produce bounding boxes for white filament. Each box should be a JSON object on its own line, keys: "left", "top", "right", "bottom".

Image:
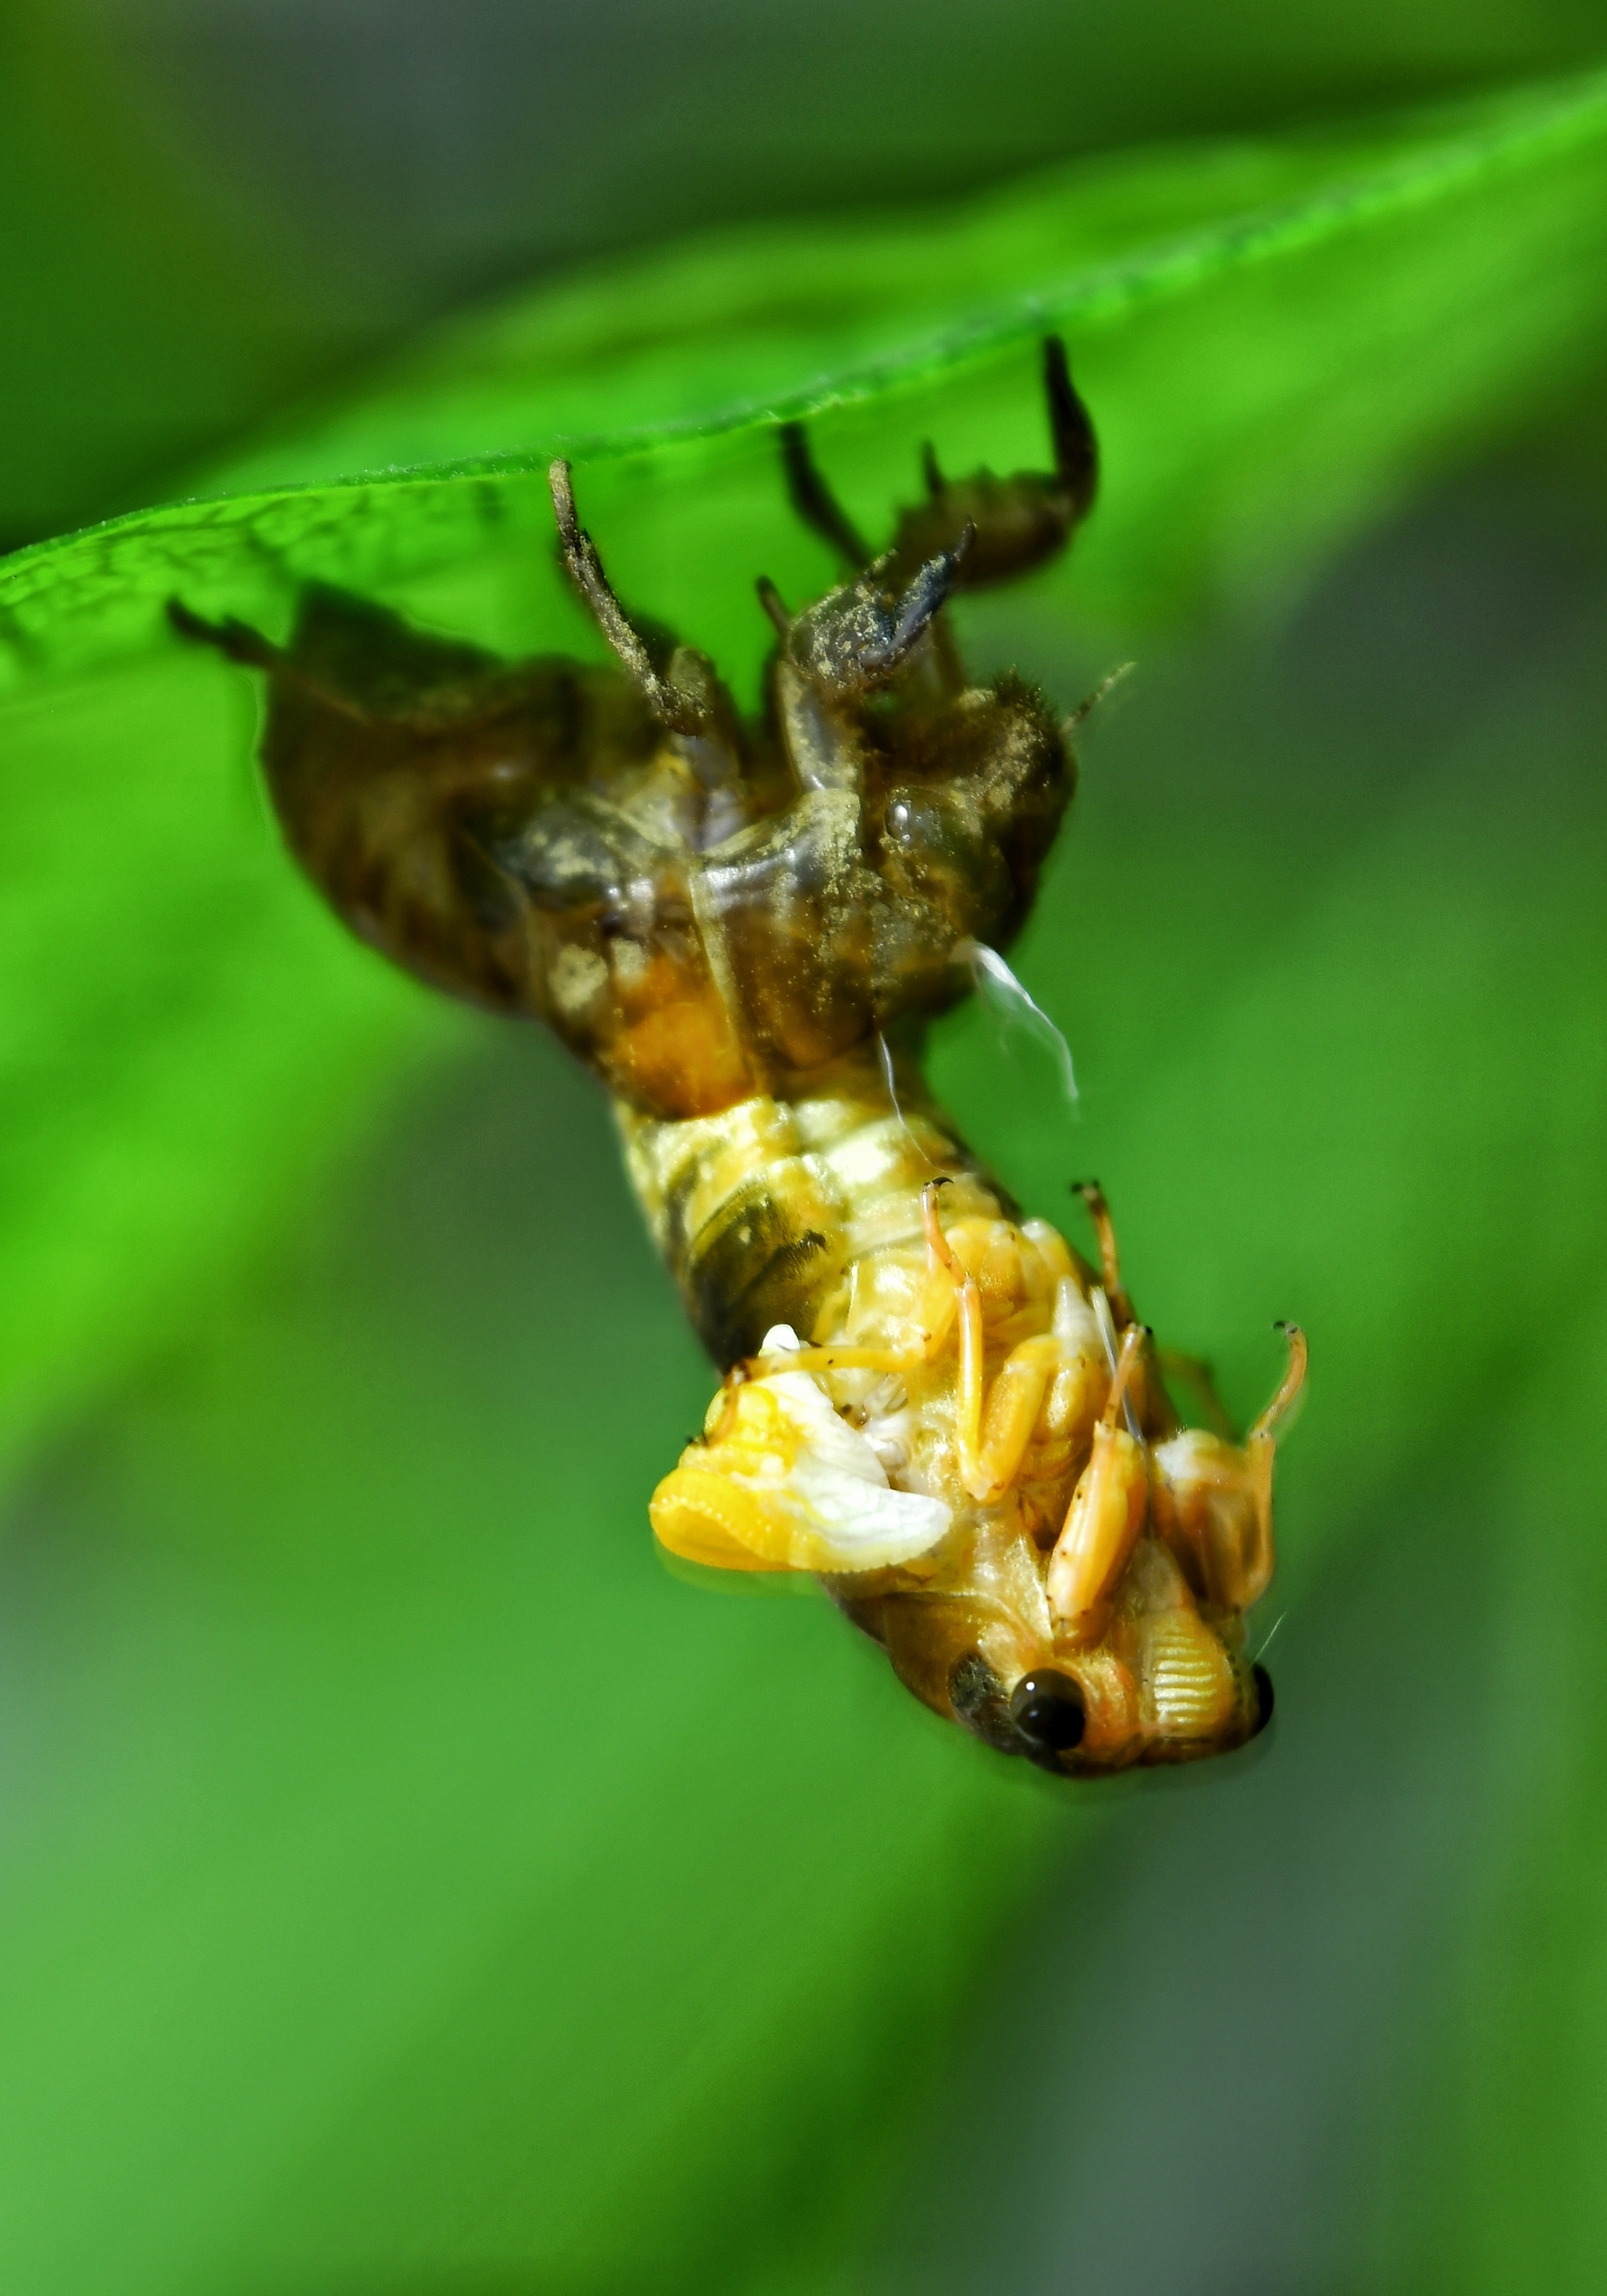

{"left": 1090, "top": 1284, "right": 1143, "bottom": 1442}
{"left": 876, "top": 1031, "right": 934, "bottom": 1168}
{"left": 952, "top": 939, "right": 1078, "bottom": 1106}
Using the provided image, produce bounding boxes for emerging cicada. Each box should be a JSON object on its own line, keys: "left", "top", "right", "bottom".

{"left": 173, "top": 339, "right": 1303, "bottom": 1774}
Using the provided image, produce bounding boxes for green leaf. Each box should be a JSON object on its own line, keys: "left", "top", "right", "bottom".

{"left": 2, "top": 71, "right": 1606, "bottom": 1480}
{"left": 6, "top": 69, "right": 1607, "bottom": 691}
{"left": 0, "top": 646, "right": 453, "bottom": 1479}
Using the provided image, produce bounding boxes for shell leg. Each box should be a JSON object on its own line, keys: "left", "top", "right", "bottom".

{"left": 782, "top": 543, "right": 970, "bottom": 702}
{"left": 884, "top": 335, "right": 1099, "bottom": 594}
{"left": 778, "top": 421, "right": 872, "bottom": 571}
{"left": 1043, "top": 334, "right": 1099, "bottom": 523}
{"left": 548, "top": 459, "right": 714, "bottom": 735}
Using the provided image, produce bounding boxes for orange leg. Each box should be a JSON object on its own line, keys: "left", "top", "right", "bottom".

{"left": 1047, "top": 1324, "right": 1150, "bottom": 1630}
{"left": 964, "top": 1334, "right": 1065, "bottom": 1503}
{"left": 1073, "top": 1180, "right": 1135, "bottom": 1329}
{"left": 1250, "top": 1322, "right": 1308, "bottom": 1442}
{"left": 1237, "top": 1323, "right": 1308, "bottom": 1602}
{"left": 923, "top": 1190, "right": 1065, "bottom": 1505}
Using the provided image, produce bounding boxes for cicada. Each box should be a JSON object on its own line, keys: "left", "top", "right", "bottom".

{"left": 172, "top": 339, "right": 1303, "bottom": 1774}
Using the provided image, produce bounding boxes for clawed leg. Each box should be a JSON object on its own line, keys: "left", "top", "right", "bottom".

{"left": 548, "top": 459, "right": 711, "bottom": 735}
{"left": 168, "top": 596, "right": 369, "bottom": 722}
{"left": 755, "top": 575, "right": 792, "bottom": 636}
{"left": 773, "top": 334, "right": 1098, "bottom": 645}
{"left": 776, "top": 421, "right": 967, "bottom": 697}
{"left": 886, "top": 334, "right": 1099, "bottom": 594}
{"left": 1072, "top": 1181, "right": 1134, "bottom": 1329}
{"left": 1043, "top": 334, "right": 1098, "bottom": 524}
{"left": 168, "top": 598, "right": 283, "bottom": 676}
{"left": 783, "top": 536, "right": 971, "bottom": 700}
{"left": 779, "top": 421, "right": 871, "bottom": 570}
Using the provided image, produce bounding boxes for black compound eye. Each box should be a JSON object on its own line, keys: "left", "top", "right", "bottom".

{"left": 1010, "top": 1671, "right": 1086, "bottom": 1752}
{"left": 1251, "top": 1664, "right": 1276, "bottom": 1735}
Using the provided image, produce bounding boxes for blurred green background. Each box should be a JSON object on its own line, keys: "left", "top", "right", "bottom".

{"left": 3, "top": 3, "right": 1607, "bottom": 2290}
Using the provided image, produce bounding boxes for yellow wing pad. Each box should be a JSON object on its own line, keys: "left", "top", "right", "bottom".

{"left": 650, "top": 1328, "right": 951, "bottom": 1576}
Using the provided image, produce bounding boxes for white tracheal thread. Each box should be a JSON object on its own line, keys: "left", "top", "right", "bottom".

{"left": 1090, "top": 1283, "right": 1143, "bottom": 1441}
{"left": 876, "top": 1031, "right": 935, "bottom": 1170}
{"left": 952, "top": 939, "right": 1079, "bottom": 1108}
{"left": 1252, "top": 1611, "right": 1287, "bottom": 1665}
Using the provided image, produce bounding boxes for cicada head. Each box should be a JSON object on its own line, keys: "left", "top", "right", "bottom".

{"left": 652, "top": 1260, "right": 1303, "bottom": 1777}
{"left": 837, "top": 1531, "right": 1273, "bottom": 1778}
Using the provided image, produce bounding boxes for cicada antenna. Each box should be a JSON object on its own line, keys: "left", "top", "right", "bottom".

{"left": 1062, "top": 661, "right": 1135, "bottom": 740}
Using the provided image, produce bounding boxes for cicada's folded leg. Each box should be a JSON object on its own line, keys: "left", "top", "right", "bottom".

{"left": 915, "top": 1196, "right": 1067, "bottom": 1505}
{"left": 1047, "top": 1323, "right": 1150, "bottom": 1637}
{"left": 962, "top": 1334, "right": 1066, "bottom": 1505}
{"left": 1150, "top": 1323, "right": 1308, "bottom": 1614}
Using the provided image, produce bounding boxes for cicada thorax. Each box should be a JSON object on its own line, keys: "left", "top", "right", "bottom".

{"left": 171, "top": 337, "right": 1303, "bottom": 1774}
